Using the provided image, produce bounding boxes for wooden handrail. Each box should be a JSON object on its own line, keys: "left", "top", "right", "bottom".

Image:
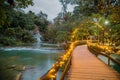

{"left": 88, "top": 46, "right": 120, "bottom": 67}
{"left": 39, "top": 41, "right": 87, "bottom": 80}
{"left": 39, "top": 62, "right": 60, "bottom": 80}
{"left": 60, "top": 54, "right": 72, "bottom": 80}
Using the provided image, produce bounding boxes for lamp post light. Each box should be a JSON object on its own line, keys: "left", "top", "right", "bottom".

{"left": 103, "top": 19, "right": 109, "bottom": 45}
{"left": 105, "top": 20, "right": 109, "bottom": 25}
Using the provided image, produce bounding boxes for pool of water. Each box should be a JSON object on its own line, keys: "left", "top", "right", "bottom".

{"left": 0, "top": 47, "right": 64, "bottom": 80}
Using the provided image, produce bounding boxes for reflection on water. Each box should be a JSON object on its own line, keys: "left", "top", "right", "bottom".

{"left": 0, "top": 47, "right": 64, "bottom": 80}
{"left": 110, "top": 54, "right": 120, "bottom": 73}
{"left": 98, "top": 54, "right": 120, "bottom": 73}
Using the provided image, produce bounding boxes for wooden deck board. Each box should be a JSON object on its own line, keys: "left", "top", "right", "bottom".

{"left": 67, "top": 45, "right": 120, "bottom": 80}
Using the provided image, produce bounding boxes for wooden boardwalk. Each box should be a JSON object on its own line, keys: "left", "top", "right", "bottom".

{"left": 67, "top": 45, "right": 120, "bottom": 80}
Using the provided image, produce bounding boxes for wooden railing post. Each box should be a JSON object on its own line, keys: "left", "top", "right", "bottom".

{"left": 108, "top": 56, "right": 110, "bottom": 66}
{"left": 107, "top": 53, "right": 110, "bottom": 66}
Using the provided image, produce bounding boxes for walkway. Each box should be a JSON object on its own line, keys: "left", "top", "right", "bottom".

{"left": 67, "top": 45, "right": 120, "bottom": 80}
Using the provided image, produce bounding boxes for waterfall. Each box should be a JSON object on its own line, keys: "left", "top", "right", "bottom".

{"left": 35, "top": 32, "right": 42, "bottom": 43}
{"left": 34, "top": 31, "right": 42, "bottom": 48}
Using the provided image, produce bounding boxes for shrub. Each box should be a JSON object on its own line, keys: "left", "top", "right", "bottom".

{"left": 0, "top": 37, "right": 16, "bottom": 46}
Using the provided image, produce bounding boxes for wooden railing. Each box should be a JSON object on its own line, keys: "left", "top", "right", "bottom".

{"left": 39, "top": 54, "right": 72, "bottom": 80}
{"left": 60, "top": 54, "right": 72, "bottom": 80}
{"left": 39, "top": 61, "right": 60, "bottom": 80}
{"left": 39, "top": 41, "right": 86, "bottom": 80}
{"left": 88, "top": 46, "right": 120, "bottom": 67}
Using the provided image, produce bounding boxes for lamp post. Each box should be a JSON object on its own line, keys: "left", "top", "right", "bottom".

{"left": 109, "top": 29, "right": 111, "bottom": 46}
{"left": 104, "top": 20, "right": 109, "bottom": 45}
{"left": 93, "top": 18, "right": 110, "bottom": 45}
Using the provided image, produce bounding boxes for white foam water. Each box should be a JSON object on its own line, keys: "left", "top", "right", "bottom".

{"left": 0, "top": 47, "right": 63, "bottom": 54}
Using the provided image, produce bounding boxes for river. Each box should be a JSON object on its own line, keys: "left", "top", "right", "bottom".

{"left": 0, "top": 46, "right": 64, "bottom": 80}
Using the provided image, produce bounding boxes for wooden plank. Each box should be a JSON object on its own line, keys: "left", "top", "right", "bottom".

{"left": 67, "top": 45, "right": 120, "bottom": 80}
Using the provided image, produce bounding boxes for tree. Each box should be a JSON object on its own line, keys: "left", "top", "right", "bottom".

{"left": 0, "top": 0, "right": 33, "bottom": 26}
{"left": 55, "top": 31, "right": 70, "bottom": 43}
{"left": 59, "top": 0, "right": 68, "bottom": 16}
{"left": 34, "top": 11, "right": 49, "bottom": 33}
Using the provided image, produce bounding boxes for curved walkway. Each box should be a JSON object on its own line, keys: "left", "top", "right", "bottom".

{"left": 67, "top": 45, "right": 120, "bottom": 80}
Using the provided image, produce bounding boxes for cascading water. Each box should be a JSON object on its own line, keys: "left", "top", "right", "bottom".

{"left": 34, "top": 31, "right": 42, "bottom": 48}
{"left": 34, "top": 32, "right": 42, "bottom": 43}
{"left": 0, "top": 28, "right": 64, "bottom": 80}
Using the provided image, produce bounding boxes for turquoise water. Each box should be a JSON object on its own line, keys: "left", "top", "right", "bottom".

{"left": 98, "top": 54, "right": 120, "bottom": 73}
{"left": 0, "top": 47, "right": 64, "bottom": 80}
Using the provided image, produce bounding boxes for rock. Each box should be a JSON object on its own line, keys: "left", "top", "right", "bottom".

{"left": 7, "top": 65, "right": 16, "bottom": 69}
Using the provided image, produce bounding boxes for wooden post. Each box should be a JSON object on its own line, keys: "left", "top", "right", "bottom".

{"left": 102, "top": 30, "right": 104, "bottom": 45}
{"left": 108, "top": 54, "right": 110, "bottom": 66}
{"left": 108, "top": 57, "right": 110, "bottom": 66}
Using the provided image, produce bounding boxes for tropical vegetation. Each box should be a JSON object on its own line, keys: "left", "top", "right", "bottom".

{"left": 0, "top": 0, "right": 49, "bottom": 46}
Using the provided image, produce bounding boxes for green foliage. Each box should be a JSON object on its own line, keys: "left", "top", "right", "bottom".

{"left": 7, "top": 11, "right": 34, "bottom": 30}
{"left": 0, "top": 28, "right": 35, "bottom": 46}
{"left": 77, "top": 28, "right": 89, "bottom": 40}
{"left": 15, "top": 0, "right": 34, "bottom": 8}
{"left": 34, "top": 11, "right": 49, "bottom": 33}
{"left": 44, "top": 26, "right": 57, "bottom": 43}
{"left": 0, "top": 0, "right": 7, "bottom": 26}
{"left": 55, "top": 31, "right": 70, "bottom": 43}
{"left": 0, "top": 37, "right": 16, "bottom": 46}
{"left": 111, "top": 24, "right": 120, "bottom": 46}
{"left": 56, "top": 0, "right": 120, "bottom": 47}
{"left": 0, "top": 0, "right": 34, "bottom": 26}
{"left": 20, "top": 30, "right": 35, "bottom": 43}
{"left": 0, "top": 2, "right": 48, "bottom": 46}
{"left": 14, "top": 27, "right": 23, "bottom": 40}
{"left": 4, "top": 28, "right": 15, "bottom": 37}
{"left": 72, "top": 0, "right": 97, "bottom": 18}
